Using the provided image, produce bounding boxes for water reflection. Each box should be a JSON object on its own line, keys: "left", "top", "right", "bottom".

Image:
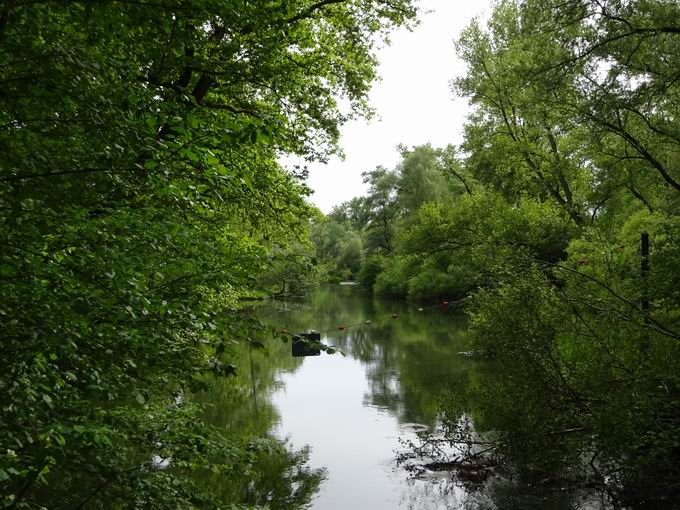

{"left": 246, "top": 286, "right": 475, "bottom": 509}
{"left": 204, "top": 286, "right": 610, "bottom": 509}
{"left": 275, "top": 287, "right": 469, "bottom": 424}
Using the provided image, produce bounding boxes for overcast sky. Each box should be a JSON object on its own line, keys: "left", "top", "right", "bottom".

{"left": 288, "top": 0, "right": 491, "bottom": 213}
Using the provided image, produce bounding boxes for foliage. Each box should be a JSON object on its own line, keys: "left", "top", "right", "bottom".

{"left": 388, "top": 192, "right": 574, "bottom": 300}
{"left": 319, "top": 144, "right": 475, "bottom": 298}
{"left": 0, "top": 0, "right": 418, "bottom": 507}
{"left": 356, "top": 254, "right": 385, "bottom": 289}
{"left": 361, "top": 166, "right": 401, "bottom": 254}
{"left": 255, "top": 239, "right": 320, "bottom": 297}
{"left": 314, "top": 0, "right": 680, "bottom": 504}
{"left": 309, "top": 217, "right": 363, "bottom": 280}
{"left": 373, "top": 257, "right": 410, "bottom": 298}
{"left": 406, "top": 260, "right": 474, "bottom": 301}
{"left": 432, "top": 1, "right": 680, "bottom": 504}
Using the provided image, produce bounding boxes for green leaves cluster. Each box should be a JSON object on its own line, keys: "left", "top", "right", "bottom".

{"left": 0, "top": 0, "right": 418, "bottom": 507}
{"left": 436, "top": 0, "right": 680, "bottom": 504}
{"left": 312, "top": 144, "right": 476, "bottom": 294}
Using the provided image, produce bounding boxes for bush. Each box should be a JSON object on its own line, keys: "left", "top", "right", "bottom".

{"left": 357, "top": 254, "right": 386, "bottom": 289}
{"left": 374, "top": 258, "right": 409, "bottom": 298}
{"left": 407, "top": 264, "right": 475, "bottom": 301}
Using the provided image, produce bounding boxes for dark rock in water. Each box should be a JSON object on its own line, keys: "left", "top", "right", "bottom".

{"left": 292, "top": 331, "right": 322, "bottom": 357}
{"left": 459, "top": 469, "right": 487, "bottom": 483}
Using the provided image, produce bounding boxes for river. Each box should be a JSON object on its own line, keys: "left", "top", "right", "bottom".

{"left": 203, "top": 285, "right": 612, "bottom": 509}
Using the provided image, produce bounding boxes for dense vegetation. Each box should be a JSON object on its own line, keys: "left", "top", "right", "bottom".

{"left": 0, "top": 1, "right": 418, "bottom": 508}
{"left": 315, "top": 0, "right": 680, "bottom": 506}
{"left": 3, "top": 0, "right": 679, "bottom": 507}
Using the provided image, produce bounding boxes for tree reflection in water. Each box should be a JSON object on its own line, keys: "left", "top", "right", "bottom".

{"left": 194, "top": 309, "right": 325, "bottom": 509}
{"left": 199, "top": 286, "right": 615, "bottom": 509}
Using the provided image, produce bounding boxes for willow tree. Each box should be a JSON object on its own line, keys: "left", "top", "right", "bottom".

{"left": 0, "top": 1, "right": 418, "bottom": 507}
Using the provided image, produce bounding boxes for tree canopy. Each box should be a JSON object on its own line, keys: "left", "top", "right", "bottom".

{"left": 0, "top": 1, "right": 418, "bottom": 507}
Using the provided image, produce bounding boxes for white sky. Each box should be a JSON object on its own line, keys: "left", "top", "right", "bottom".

{"left": 288, "top": 0, "right": 492, "bottom": 213}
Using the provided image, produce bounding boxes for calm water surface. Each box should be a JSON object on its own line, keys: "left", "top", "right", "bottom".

{"left": 206, "top": 285, "right": 611, "bottom": 509}
{"left": 249, "top": 285, "right": 482, "bottom": 509}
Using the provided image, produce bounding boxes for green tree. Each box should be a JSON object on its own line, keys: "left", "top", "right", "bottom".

{"left": 328, "top": 196, "right": 371, "bottom": 231}
{"left": 309, "top": 217, "right": 363, "bottom": 280}
{"left": 455, "top": 1, "right": 592, "bottom": 226}
{"left": 532, "top": 0, "right": 680, "bottom": 200}
{"left": 350, "top": 145, "right": 476, "bottom": 299}
{"left": 362, "top": 166, "right": 401, "bottom": 253}
{"left": 430, "top": 1, "right": 680, "bottom": 504}
{"left": 255, "top": 239, "right": 319, "bottom": 296}
{"left": 0, "top": 1, "right": 418, "bottom": 507}
{"left": 395, "top": 144, "right": 449, "bottom": 216}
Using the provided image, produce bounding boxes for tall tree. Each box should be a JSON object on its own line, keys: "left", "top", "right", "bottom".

{"left": 455, "top": 1, "right": 590, "bottom": 226}
{"left": 532, "top": 0, "right": 680, "bottom": 198}
{"left": 395, "top": 144, "right": 450, "bottom": 216}
{"left": 0, "top": 1, "right": 418, "bottom": 507}
{"left": 439, "top": 1, "right": 680, "bottom": 503}
{"left": 362, "top": 166, "right": 401, "bottom": 253}
{"left": 455, "top": 0, "right": 680, "bottom": 223}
